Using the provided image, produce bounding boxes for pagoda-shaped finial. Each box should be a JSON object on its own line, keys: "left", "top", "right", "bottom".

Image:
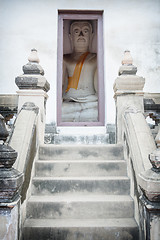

{"left": 0, "top": 114, "right": 9, "bottom": 143}
{"left": 119, "top": 50, "right": 137, "bottom": 75}
{"left": 149, "top": 123, "right": 160, "bottom": 172}
{"left": 22, "top": 48, "right": 44, "bottom": 75}
{"left": 28, "top": 48, "right": 40, "bottom": 63}
{"left": 0, "top": 114, "right": 17, "bottom": 168}
{"left": 122, "top": 50, "right": 133, "bottom": 65}
{"left": 155, "top": 124, "right": 160, "bottom": 148}
{"left": 149, "top": 149, "right": 160, "bottom": 172}
{"left": 15, "top": 48, "right": 50, "bottom": 92}
{"left": 0, "top": 114, "right": 23, "bottom": 202}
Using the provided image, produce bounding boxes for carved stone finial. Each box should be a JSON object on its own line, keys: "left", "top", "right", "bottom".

{"left": 0, "top": 144, "right": 17, "bottom": 168}
{"left": 15, "top": 49, "right": 50, "bottom": 92}
{"left": 23, "top": 48, "right": 44, "bottom": 75}
{"left": 28, "top": 48, "right": 40, "bottom": 63}
{"left": 0, "top": 117, "right": 23, "bottom": 202}
{"left": 122, "top": 50, "right": 133, "bottom": 65}
{"left": 0, "top": 114, "right": 9, "bottom": 143}
{"left": 155, "top": 124, "right": 160, "bottom": 148}
{"left": 119, "top": 50, "right": 137, "bottom": 76}
{"left": 0, "top": 115, "right": 17, "bottom": 168}
{"left": 149, "top": 149, "right": 160, "bottom": 172}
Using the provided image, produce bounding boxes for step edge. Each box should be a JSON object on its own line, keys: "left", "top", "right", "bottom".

{"left": 39, "top": 144, "right": 123, "bottom": 148}
{"left": 35, "top": 160, "right": 126, "bottom": 163}
{"left": 23, "top": 218, "right": 138, "bottom": 228}
{"left": 28, "top": 195, "right": 134, "bottom": 203}
{"left": 32, "top": 176, "right": 130, "bottom": 181}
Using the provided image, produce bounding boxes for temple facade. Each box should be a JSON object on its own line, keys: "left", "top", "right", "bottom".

{"left": 0, "top": 0, "right": 160, "bottom": 127}
{"left": 0, "top": 0, "right": 160, "bottom": 240}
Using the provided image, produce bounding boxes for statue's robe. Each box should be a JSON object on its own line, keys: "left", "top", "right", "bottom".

{"left": 62, "top": 52, "right": 98, "bottom": 122}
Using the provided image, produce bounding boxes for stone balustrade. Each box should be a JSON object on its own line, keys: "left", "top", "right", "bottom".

{"left": 6, "top": 49, "right": 50, "bottom": 238}
{"left": 0, "top": 94, "right": 18, "bottom": 122}
{"left": 114, "top": 51, "right": 160, "bottom": 240}
{"left": 0, "top": 114, "right": 23, "bottom": 240}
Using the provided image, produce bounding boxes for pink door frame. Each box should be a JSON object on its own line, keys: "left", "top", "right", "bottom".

{"left": 57, "top": 10, "right": 105, "bottom": 126}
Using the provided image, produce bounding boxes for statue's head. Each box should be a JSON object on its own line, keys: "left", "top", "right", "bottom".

{"left": 69, "top": 21, "right": 93, "bottom": 53}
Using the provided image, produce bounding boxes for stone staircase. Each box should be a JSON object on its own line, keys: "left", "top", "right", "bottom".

{"left": 23, "top": 144, "right": 139, "bottom": 240}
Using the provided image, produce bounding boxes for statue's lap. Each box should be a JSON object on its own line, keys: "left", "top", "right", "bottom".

{"left": 62, "top": 101, "right": 98, "bottom": 122}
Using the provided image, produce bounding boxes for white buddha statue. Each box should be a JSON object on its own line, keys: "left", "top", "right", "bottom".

{"left": 62, "top": 21, "right": 98, "bottom": 122}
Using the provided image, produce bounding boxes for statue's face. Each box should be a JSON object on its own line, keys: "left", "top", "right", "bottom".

{"left": 70, "top": 21, "right": 92, "bottom": 52}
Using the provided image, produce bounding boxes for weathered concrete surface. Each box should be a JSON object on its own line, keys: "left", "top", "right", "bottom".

{"left": 23, "top": 144, "right": 138, "bottom": 239}
{"left": 150, "top": 215, "right": 160, "bottom": 240}
{"left": 16, "top": 90, "right": 48, "bottom": 143}
{"left": 48, "top": 133, "right": 110, "bottom": 145}
{"left": 23, "top": 218, "right": 138, "bottom": 240}
{"left": 39, "top": 144, "right": 124, "bottom": 161}
{"left": 45, "top": 124, "right": 115, "bottom": 144}
{"left": 27, "top": 195, "right": 134, "bottom": 219}
{"left": 15, "top": 75, "right": 50, "bottom": 92}
{"left": 139, "top": 195, "right": 160, "bottom": 240}
{"left": 123, "top": 110, "right": 156, "bottom": 175}
{"left": 0, "top": 201, "right": 20, "bottom": 240}
{"left": 9, "top": 102, "right": 38, "bottom": 204}
{"left": 32, "top": 176, "right": 130, "bottom": 196}
{"left": 0, "top": 168, "right": 23, "bottom": 202}
{"left": 139, "top": 168, "right": 160, "bottom": 202}
{"left": 35, "top": 160, "right": 127, "bottom": 177}
{"left": 10, "top": 102, "right": 39, "bottom": 173}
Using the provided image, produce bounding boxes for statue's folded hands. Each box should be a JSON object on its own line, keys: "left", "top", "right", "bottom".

{"left": 69, "top": 95, "right": 98, "bottom": 103}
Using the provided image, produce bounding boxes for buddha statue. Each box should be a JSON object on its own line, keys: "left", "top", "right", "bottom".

{"left": 62, "top": 21, "right": 98, "bottom": 122}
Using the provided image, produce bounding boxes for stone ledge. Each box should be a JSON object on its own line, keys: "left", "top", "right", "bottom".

{"left": 119, "top": 65, "right": 137, "bottom": 75}
{"left": 45, "top": 133, "right": 110, "bottom": 145}
{"left": 138, "top": 169, "right": 160, "bottom": 201}
{"left": 23, "top": 62, "right": 44, "bottom": 75}
{"left": 15, "top": 75, "right": 50, "bottom": 92}
{"left": 113, "top": 75, "right": 145, "bottom": 92}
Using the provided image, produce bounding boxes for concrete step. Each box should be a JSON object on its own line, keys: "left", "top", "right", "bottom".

{"left": 39, "top": 144, "right": 124, "bottom": 160}
{"left": 35, "top": 160, "right": 127, "bottom": 177}
{"left": 23, "top": 218, "right": 139, "bottom": 240}
{"left": 32, "top": 176, "right": 130, "bottom": 195}
{"left": 52, "top": 133, "right": 110, "bottom": 145}
{"left": 27, "top": 195, "right": 134, "bottom": 219}
{"left": 39, "top": 144, "right": 124, "bottom": 161}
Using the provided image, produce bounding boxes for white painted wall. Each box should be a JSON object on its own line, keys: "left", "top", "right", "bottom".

{"left": 0, "top": 0, "right": 160, "bottom": 124}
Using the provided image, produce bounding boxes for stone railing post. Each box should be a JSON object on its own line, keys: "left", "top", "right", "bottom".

{"left": 15, "top": 49, "right": 50, "bottom": 143}
{"left": 0, "top": 114, "right": 23, "bottom": 240}
{"left": 138, "top": 117, "right": 160, "bottom": 240}
{"left": 113, "top": 50, "right": 145, "bottom": 143}
{"left": 138, "top": 147, "right": 160, "bottom": 240}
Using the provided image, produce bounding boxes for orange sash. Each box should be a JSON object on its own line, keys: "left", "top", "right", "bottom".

{"left": 66, "top": 52, "right": 89, "bottom": 92}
